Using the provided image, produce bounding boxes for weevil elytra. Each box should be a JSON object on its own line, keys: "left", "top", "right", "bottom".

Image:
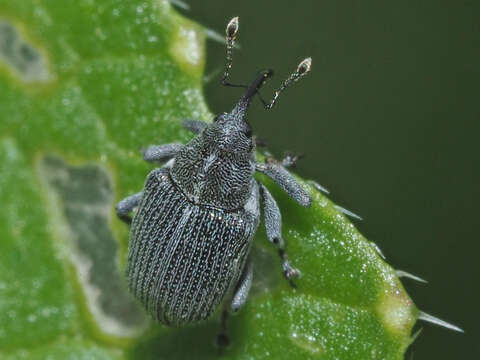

{"left": 116, "top": 17, "right": 312, "bottom": 346}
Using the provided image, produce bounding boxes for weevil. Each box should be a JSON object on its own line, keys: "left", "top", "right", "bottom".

{"left": 116, "top": 17, "right": 312, "bottom": 346}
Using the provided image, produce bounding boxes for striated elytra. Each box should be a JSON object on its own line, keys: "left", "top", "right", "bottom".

{"left": 116, "top": 17, "right": 312, "bottom": 346}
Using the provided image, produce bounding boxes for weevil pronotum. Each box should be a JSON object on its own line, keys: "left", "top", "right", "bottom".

{"left": 116, "top": 17, "right": 312, "bottom": 347}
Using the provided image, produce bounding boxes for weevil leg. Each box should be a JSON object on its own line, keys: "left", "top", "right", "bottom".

{"left": 256, "top": 160, "right": 312, "bottom": 207}
{"left": 181, "top": 119, "right": 208, "bottom": 134}
{"left": 230, "top": 260, "right": 253, "bottom": 312}
{"left": 216, "top": 309, "right": 230, "bottom": 350}
{"left": 259, "top": 184, "right": 300, "bottom": 287}
{"left": 115, "top": 192, "right": 143, "bottom": 224}
{"left": 216, "top": 260, "right": 253, "bottom": 350}
{"left": 142, "top": 143, "right": 183, "bottom": 163}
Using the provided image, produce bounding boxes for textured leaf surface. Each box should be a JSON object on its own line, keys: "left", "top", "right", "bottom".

{"left": 0, "top": 1, "right": 417, "bottom": 359}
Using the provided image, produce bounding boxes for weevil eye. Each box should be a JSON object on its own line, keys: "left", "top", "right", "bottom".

{"left": 213, "top": 112, "right": 228, "bottom": 122}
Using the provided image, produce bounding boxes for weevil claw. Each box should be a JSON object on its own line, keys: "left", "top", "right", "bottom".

{"left": 283, "top": 263, "right": 301, "bottom": 288}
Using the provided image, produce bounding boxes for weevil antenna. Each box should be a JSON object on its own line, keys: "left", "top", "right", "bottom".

{"left": 262, "top": 57, "right": 312, "bottom": 110}
{"left": 222, "top": 17, "right": 247, "bottom": 89}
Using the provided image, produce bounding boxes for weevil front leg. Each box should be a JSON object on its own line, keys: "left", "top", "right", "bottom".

{"left": 256, "top": 160, "right": 312, "bottom": 207}
{"left": 142, "top": 143, "right": 184, "bottom": 163}
{"left": 182, "top": 119, "right": 208, "bottom": 134}
{"left": 116, "top": 192, "right": 143, "bottom": 224}
{"left": 216, "top": 260, "right": 253, "bottom": 350}
{"left": 259, "top": 184, "right": 300, "bottom": 287}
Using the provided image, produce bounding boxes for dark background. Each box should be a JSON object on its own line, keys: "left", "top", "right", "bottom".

{"left": 180, "top": 1, "right": 480, "bottom": 359}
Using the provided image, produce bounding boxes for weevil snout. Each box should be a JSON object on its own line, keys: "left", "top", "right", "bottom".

{"left": 230, "top": 69, "right": 273, "bottom": 119}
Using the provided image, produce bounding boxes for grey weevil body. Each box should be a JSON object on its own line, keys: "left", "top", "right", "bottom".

{"left": 116, "top": 17, "right": 312, "bottom": 345}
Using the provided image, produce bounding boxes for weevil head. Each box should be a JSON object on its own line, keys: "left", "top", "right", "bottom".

{"left": 169, "top": 71, "right": 271, "bottom": 210}
{"left": 204, "top": 112, "right": 253, "bottom": 154}
{"left": 203, "top": 70, "right": 272, "bottom": 154}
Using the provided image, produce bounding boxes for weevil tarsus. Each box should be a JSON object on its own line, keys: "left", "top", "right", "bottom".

{"left": 280, "top": 152, "right": 303, "bottom": 168}
{"left": 216, "top": 308, "right": 230, "bottom": 351}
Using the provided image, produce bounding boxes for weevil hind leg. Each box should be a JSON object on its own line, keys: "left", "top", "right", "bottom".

{"left": 256, "top": 160, "right": 311, "bottom": 207}
{"left": 259, "top": 183, "right": 300, "bottom": 287}
{"left": 216, "top": 259, "right": 253, "bottom": 350}
{"left": 115, "top": 192, "right": 143, "bottom": 224}
{"left": 182, "top": 119, "right": 208, "bottom": 134}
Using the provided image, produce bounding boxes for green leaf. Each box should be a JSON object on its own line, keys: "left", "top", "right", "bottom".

{"left": 0, "top": 1, "right": 417, "bottom": 359}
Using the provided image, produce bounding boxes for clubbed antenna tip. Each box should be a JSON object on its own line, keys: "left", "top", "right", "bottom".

{"left": 226, "top": 17, "right": 239, "bottom": 38}
{"left": 263, "top": 57, "right": 313, "bottom": 110}
{"left": 298, "top": 57, "right": 312, "bottom": 75}
{"left": 222, "top": 17, "right": 240, "bottom": 85}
